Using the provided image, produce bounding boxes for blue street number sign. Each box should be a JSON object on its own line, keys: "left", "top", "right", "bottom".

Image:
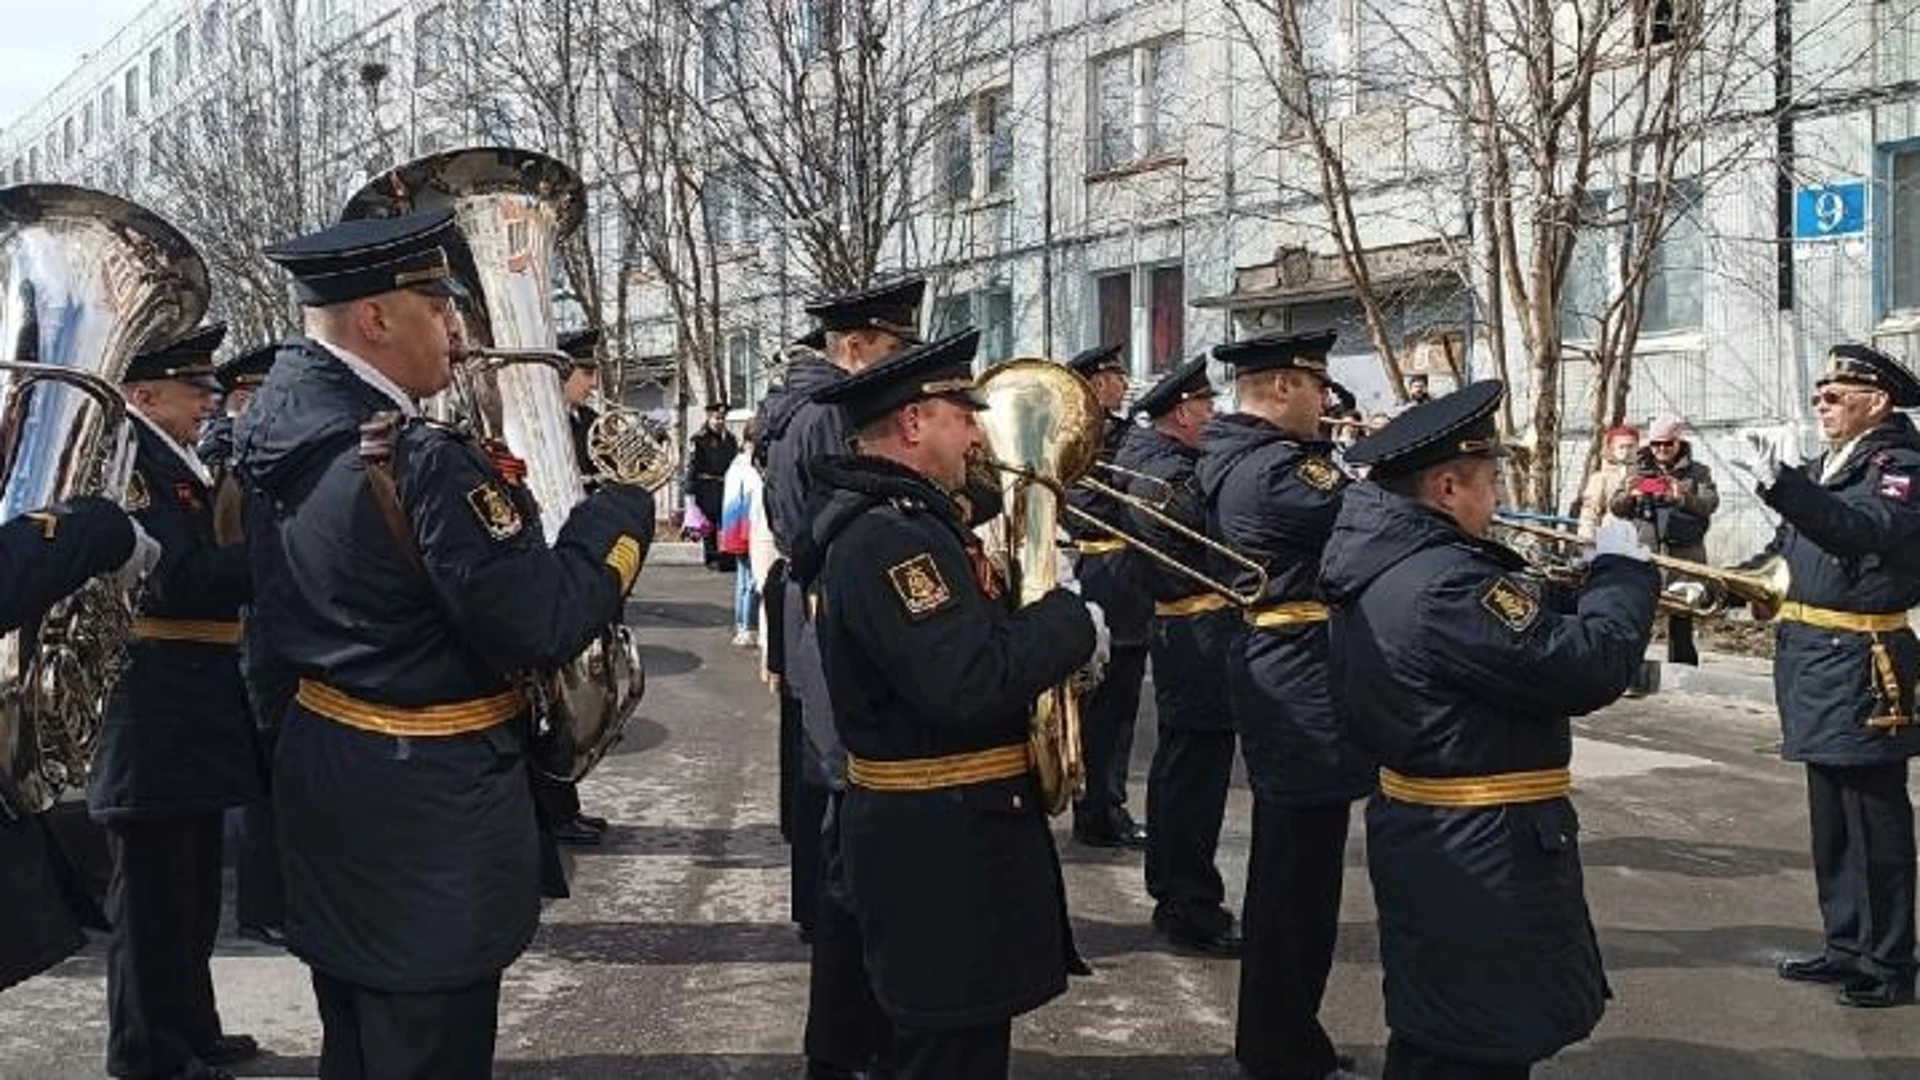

{"left": 1794, "top": 182, "right": 1867, "bottom": 240}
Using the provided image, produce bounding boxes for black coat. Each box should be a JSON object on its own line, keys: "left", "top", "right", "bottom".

{"left": 1755, "top": 414, "right": 1920, "bottom": 765}
{"left": 87, "top": 420, "right": 259, "bottom": 823}
{"left": 1319, "top": 483, "right": 1659, "bottom": 1064}
{"left": 0, "top": 495, "right": 132, "bottom": 632}
{"left": 1115, "top": 426, "right": 1232, "bottom": 730}
{"left": 759, "top": 356, "right": 848, "bottom": 556}
{"left": 799, "top": 454, "right": 1094, "bottom": 1030}
{"left": 568, "top": 402, "right": 598, "bottom": 477}
{"left": 234, "top": 338, "right": 655, "bottom": 992}
{"left": 1065, "top": 415, "right": 1152, "bottom": 646}
{"left": 0, "top": 497, "right": 130, "bottom": 990}
{"left": 1197, "top": 413, "right": 1372, "bottom": 803}
{"left": 688, "top": 423, "right": 739, "bottom": 512}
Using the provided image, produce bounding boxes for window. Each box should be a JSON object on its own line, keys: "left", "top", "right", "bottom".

{"left": 1354, "top": 0, "right": 1410, "bottom": 113}
{"left": 45, "top": 135, "right": 58, "bottom": 169}
{"left": 1634, "top": 0, "right": 1687, "bottom": 49}
{"left": 704, "top": 167, "right": 759, "bottom": 249}
{"left": 1090, "top": 38, "right": 1183, "bottom": 174}
{"left": 101, "top": 86, "right": 117, "bottom": 135}
{"left": 62, "top": 117, "right": 75, "bottom": 158}
{"left": 149, "top": 48, "right": 166, "bottom": 100}
{"left": 941, "top": 105, "right": 973, "bottom": 203}
{"left": 1560, "top": 183, "right": 1703, "bottom": 339}
{"left": 200, "top": 2, "right": 221, "bottom": 55}
{"left": 149, "top": 130, "right": 166, "bottom": 174}
{"left": 983, "top": 89, "right": 1011, "bottom": 195}
{"left": 125, "top": 67, "right": 141, "bottom": 119}
{"left": 931, "top": 287, "right": 1013, "bottom": 363}
{"left": 1891, "top": 148, "right": 1920, "bottom": 315}
{"left": 82, "top": 103, "right": 93, "bottom": 145}
{"left": 703, "top": 0, "right": 744, "bottom": 99}
{"left": 800, "top": 0, "right": 841, "bottom": 60}
{"left": 415, "top": 7, "right": 448, "bottom": 82}
{"left": 1092, "top": 264, "right": 1185, "bottom": 373}
{"left": 1091, "top": 52, "right": 1132, "bottom": 173}
{"left": 726, "top": 330, "right": 758, "bottom": 408}
{"left": 615, "top": 43, "right": 646, "bottom": 118}
{"left": 174, "top": 25, "right": 192, "bottom": 81}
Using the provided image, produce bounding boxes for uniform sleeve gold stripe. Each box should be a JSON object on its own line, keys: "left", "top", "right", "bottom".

{"left": 605, "top": 535, "right": 643, "bottom": 592}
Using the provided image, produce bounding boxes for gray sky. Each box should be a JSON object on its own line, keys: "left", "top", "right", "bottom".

{"left": 1, "top": 1, "right": 160, "bottom": 131}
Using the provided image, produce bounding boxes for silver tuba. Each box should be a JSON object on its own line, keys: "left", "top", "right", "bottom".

{"left": 344, "top": 147, "right": 657, "bottom": 781}
{"left": 0, "top": 184, "right": 209, "bottom": 818}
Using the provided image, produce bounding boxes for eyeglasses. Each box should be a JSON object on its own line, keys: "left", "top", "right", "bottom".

{"left": 1812, "top": 388, "right": 1878, "bottom": 407}
{"left": 1648, "top": 439, "right": 1676, "bottom": 448}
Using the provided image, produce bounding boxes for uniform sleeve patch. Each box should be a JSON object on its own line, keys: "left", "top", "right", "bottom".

{"left": 886, "top": 552, "right": 954, "bottom": 618}
{"left": 1297, "top": 457, "right": 1342, "bottom": 491}
{"left": 466, "top": 482, "right": 525, "bottom": 540}
{"left": 1879, "top": 472, "right": 1913, "bottom": 502}
{"left": 1480, "top": 576, "right": 1541, "bottom": 633}
{"left": 125, "top": 471, "right": 150, "bottom": 512}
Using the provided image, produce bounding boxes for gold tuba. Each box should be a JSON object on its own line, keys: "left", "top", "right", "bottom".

{"left": 975, "top": 358, "right": 1104, "bottom": 815}
{"left": 343, "top": 148, "right": 653, "bottom": 781}
{"left": 0, "top": 184, "right": 209, "bottom": 818}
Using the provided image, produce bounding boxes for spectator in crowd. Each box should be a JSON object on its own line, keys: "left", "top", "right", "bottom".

{"left": 689, "top": 402, "right": 740, "bottom": 571}
{"left": 1403, "top": 372, "right": 1432, "bottom": 405}
{"left": 1611, "top": 414, "right": 1719, "bottom": 665}
{"left": 1578, "top": 425, "right": 1642, "bottom": 540}
{"left": 721, "top": 420, "right": 763, "bottom": 647}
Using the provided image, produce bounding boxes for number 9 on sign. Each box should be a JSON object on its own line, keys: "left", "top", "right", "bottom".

{"left": 1794, "top": 182, "right": 1866, "bottom": 240}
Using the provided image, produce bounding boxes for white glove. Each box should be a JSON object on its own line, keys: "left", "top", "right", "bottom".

{"left": 1589, "top": 516, "right": 1650, "bottom": 564}
{"left": 1055, "top": 549, "right": 1082, "bottom": 596}
{"left": 116, "top": 519, "right": 161, "bottom": 589}
{"left": 1727, "top": 428, "right": 1798, "bottom": 494}
{"left": 1072, "top": 600, "right": 1111, "bottom": 691}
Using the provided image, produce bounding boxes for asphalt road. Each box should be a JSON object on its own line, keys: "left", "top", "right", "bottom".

{"left": 3, "top": 566, "right": 1918, "bottom": 1078}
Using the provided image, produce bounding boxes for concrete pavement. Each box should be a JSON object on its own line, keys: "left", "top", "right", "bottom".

{"left": 2, "top": 566, "right": 1918, "bottom": 1077}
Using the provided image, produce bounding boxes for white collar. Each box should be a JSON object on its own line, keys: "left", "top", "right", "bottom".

{"left": 315, "top": 337, "right": 420, "bottom": 418}
{"left": 131, "top": 409, "right": 214, "bottom": 488}
{"left": 1822, "top": 432, "right": 1869, "bottom": 484}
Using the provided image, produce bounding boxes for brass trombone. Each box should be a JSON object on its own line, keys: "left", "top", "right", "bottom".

{"left": 1493, "top": 515, "right": 1790, "bottom": 620}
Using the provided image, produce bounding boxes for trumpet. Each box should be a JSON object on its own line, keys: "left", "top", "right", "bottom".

{"left": 1493, "top": 515, "right": 1790, "bottom": 620}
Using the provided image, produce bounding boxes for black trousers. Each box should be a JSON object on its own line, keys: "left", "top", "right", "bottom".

{"left": 1384, "top": 1035, "right": 1531, "bottom": 1080}
{"left": 790, "top": 778, "right": 830, "bottom": 933}
{"left": 236, "top": 798, "right": 285, "bottom": 931}
{"left": 1074, "top": 644, "right": 1146, "bottom": 835}
{"left": 312, "top": 969, "right": 501, "bottom": 1080}
{"left": 1145, "top": 726, "right": 1235, "bottom": 931}
{"left": 805, "top": 792, "right": 892, "bottom": 1070}
{"left": 778, "top": 690, "right": 801, "bottom": 843}
{"left": 1806, "top": 761, "right": 1917, "bottom": 980}
{"left": 1236, "top": 798, "right": 1352, "bottom": 1079}
{"left": 888, "top": 1019, "right": 1011, "bottom": 1079}
{"left": 104, "top": 813, "right": 226, "bottom": 1079}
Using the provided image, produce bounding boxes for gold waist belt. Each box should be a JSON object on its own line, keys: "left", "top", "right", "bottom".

{"left": 1076, "top": 538, "right": 1126, "bottom": 556}
{"left": 1245, "top": 601, "right": 1330, "bottom": 628}
{"left": 1156, "top": 593, "right": 1231, "bottom": 618}
{"left": 131, "top": 618, "right": 243, "bottom": 645}
{"left": 296, "top": 679, "right": 524, "bottom": 738}
{"left": 846, "top": 744, "right": 1030, "bottom": 792}
{"left": 1775, "top": 603, "right": 1909, "bottom": 634}
{"left": 1378, "top": 766, "right": 1572, "bottom": 808}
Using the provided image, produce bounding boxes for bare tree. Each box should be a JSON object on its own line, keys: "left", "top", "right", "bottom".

{"left": 1219, "top": 0, "right": 1872, "bottom": 508}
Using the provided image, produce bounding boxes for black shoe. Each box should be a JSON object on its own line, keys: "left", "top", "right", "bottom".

{"left": 171, "top": 1063, "right": 236, "bottom": 1080}
{"left": 806, "top": 1063, "right": 876, "bottom": 1079}
{"left": 1838, "top": 974, "right": 1916, "bottom": 1008}
{"left": 197, "top": 1034, "right": 260, "bottom": 1067}
{"left": 237, "top": 923, "right": 287, "bottom": 948}
{"left": 1112, "top": 815, "right": 1148, "bottom": 850}
{"left": 551, "top": 818, "right": 604, "bottom": 846}
{"left": 576, "top": 813, "right": 610, "bottom": 832}
{"left": 1072, "top": 824, "right": 1130, "bottom": 849}
{"left": 1157, "top": 921, "right": 1242, "bottom": 958}
{"left": 1778, "top": 954, "right": 1860, "bottom": 984}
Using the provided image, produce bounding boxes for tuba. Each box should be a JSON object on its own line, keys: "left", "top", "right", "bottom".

{"left": 975, "top": 358, "right": 1105, "bottom": 815}
{"left": 344, "top": 148, "right": 663, "bottom": 781}
{"left": 0, "top": 184, "right": 209, "bottom": 818}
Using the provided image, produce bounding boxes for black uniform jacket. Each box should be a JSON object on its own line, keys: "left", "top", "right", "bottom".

{"left": 1756, "top": 414, "right": 1920, "bottom": 764}
{"left": 569, "top": 402, "right": 598, "bottom": 476}
{"left": 759, "top": 356, "right": 848, "bottom": 555}
{"left": 88, "top": 420, "right": 259, "bottom": 823}
{"left": 1, "top": 496, "right": 131, "bottom": 990}
{"left": 234, "top": 338, "right": 653, "bottom": 992}
{"left": 1197, "top": 412, "right": 1372, "bottom": 804}
{"left": 0, "top": 495, "right": 132, "bottom": 632}
{"left": 1319, "top": 483, "right": 1659, "bottom": 1064}
{"left": 1065, "top": 415, "right": 1152, "bottom": 647}
{"left": 1114, "top": 426, "right": 1232, "bottom": 730}
{"left": 689, "top": 424, "right": 739, "bottom": 502}
{"left": 798, "top": 454, "right": 1094, "bottom": 1030}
